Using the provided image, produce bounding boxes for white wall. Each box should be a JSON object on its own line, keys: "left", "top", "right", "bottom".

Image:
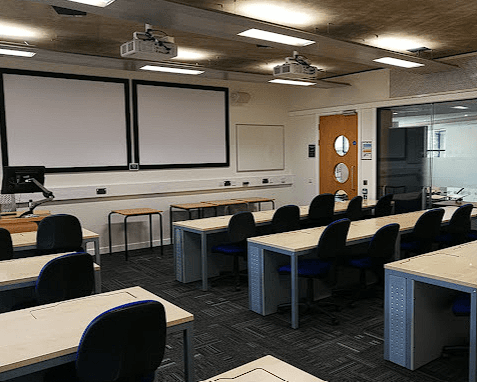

{"left": 0, "top": 57, "right": 294, "bottom": 253}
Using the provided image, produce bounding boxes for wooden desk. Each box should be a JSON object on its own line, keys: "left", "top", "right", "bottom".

{"left": 0, "top": 286, "right": 194, "bottom": 382}
{"left": 384, "top": 241, "right": 477, "bottom": 382}
{"left": 108, "top": 208, "right": 163, "bottom": 260}
{"left": 232, "top": 197, "right": 275, "bottom": 210}
{"left": 247, "top": 206, "right": 476, "bottom": 329}
{"left": 0, "top": 210, "right": 50, "bottom": 233}
{"left": 433, "top": 200, "right": 477, "bottom": 208}
{"left": 169, "top": 202, "right": 216, "bottom": 245}
{"left": 201, "top": 355, "right": 327, "bottom": 382}
{"left": 0, "top": 253, "right": 101, "bottom": 294}
{"left": 174, "top": 200, "right": 378, "bottom": 291}
{"left": 11, "top": 228, "right": 101, "bottom": 266}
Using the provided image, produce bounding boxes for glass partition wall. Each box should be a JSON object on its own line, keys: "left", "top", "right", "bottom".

{"left": 378, "top": 99, "right": 477, "bottom": 211}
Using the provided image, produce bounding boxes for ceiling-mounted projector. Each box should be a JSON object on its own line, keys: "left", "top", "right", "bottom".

{"left": 120, "top": 24, "right": 178, "bottom": 61}
{"left": 273, "top": 51, "right": 320, "bottom": 79}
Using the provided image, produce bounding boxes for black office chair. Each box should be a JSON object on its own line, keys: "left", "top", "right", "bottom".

{"left": 434, "top": 204, "right": 473, "bottom": 248}
{"left": 271, "top": 204, "right": 300, "bottom": 233}
{"left": 306, "top": 193, "right": 335, "bottom": 228}
{"left": 211, "top": 211, "right": 256, "bottom": 290}
{"left": 344, "top": 223, "right": 400, "bottom": 302}
{"left": 0, "top": 227, "right": 13, "bottom": 261}
{"left": 36, "top": 214, "right": 83, "bottom": 255}
{"left": 400, "top": 208, "right": 445, "bottom": 257}
{"left": 346, "top": 196, "right": 363, "bottom": 221}
{"left": 278, "top": 218, "right": 351, "bottom": 325}
{"left": 13, "top": 252, "right": 94, "bottom": 310}
{"left": 373, "top": 193, "right": 394, "bottom": 218}
{"left": 44, "top": 300, "right": 167, "bottom": 382}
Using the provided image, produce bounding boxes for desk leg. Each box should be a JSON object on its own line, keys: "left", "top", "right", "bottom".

{"left": 394, "top": 233, "right": 401, "bottom": 260}
{"left": 124, "top": 216, "right": 129, "bottom": 261}
{"left": 158, "top": 213, "right": 164, "bottom": 257}
{"left": 470, "top": 291, "right": 477, "bottom": 382}
{"left": 291, "top": 255, "right": 299, "bottom": 329}
{"left": 183, "top": 324, "right": 194, "bottom": 382}
{"left": 169, "top": 207, "right": 174, "bottom": 245}
{"left": 108, "top": 212, "right": 114, "bottom": 255}
{"left": 149, "top": 214, "right": 153, "bottom": 249}
{"left": 201, "top": 232, "right": 208, "bottom": 291}
{"left": 94, "top": 269, "right": 102, "bottom": 293}
{"left": 93, "top": 237, "right": 101, "bottom": 266}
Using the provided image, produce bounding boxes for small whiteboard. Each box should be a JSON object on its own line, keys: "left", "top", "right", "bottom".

{"left": 236, "top": 124, "right": 284, "bottom": 172}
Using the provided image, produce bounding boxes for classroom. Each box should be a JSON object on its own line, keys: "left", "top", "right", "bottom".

{"left": 1, "top": 0, "right": 477, "bottom": 381}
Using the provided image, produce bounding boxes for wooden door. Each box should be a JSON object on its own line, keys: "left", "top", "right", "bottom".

{"left": 319, "top": 114, "right": 358, "bottom": 199}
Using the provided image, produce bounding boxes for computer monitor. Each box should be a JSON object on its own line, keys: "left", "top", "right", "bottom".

{"left": 1, "top": 166, "right": 46, "bottom": 194}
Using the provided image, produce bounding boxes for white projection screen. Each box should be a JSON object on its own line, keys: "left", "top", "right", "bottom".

{"left": 133, "top": 81, "right": 229, "bottom": 168}
{"left": 0, "top": 71, "right": 131, "bottom": 172}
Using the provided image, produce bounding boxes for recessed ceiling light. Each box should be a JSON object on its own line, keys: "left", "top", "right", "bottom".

{"left": 269, "top": 79, "right": 315, "bottom": 86}
{"left": 373, "top": 57, "right": 424, "bottom": 68}
{"left": 237, "top": 4, "right": 315, "bottom": 27}
{"left": 452, "top": 106, "right": 469, "bottom": 110}
{"left": 172, "top": 48, "right": 210, "bottom": 61}
{"left": 370, "top": 37, "right": 431, "bottom": 52}
{"left": 0, "top": 24, "right": 39, "bottom": 39}
{"left": 140, "top": 65, "right": 204, "bottom": 75}
{"left": 238, "top": 29, "right": 315, "bottom": 47}
{"left": 66, "top": 0, "right": 115, "bottom": 7}
{"left": 0, "top": 48, "right": 35, "bottom": 57}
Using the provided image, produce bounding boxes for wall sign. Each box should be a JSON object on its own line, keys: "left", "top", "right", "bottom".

{"left": 361, "top": 140, "right": 373, "bottom": 160}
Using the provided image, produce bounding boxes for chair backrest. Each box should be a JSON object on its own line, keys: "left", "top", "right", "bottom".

{"left": 0, "top": 227, "right": 13, "bottom": 261}
{"left": 224, "top": 203, "right": 249, "bottom": 215}
{"left": 228, "top": 211, "right": 256, "bottom": 243}
{"left": 346, "top": 196, "right": 363, "bottom": 221}
{"left": 271, "top": 205, "right": 300, "bottom": 233}
{"left": 374, "top": 193, "right": 394, "bottom": 218}
{"left": 368, "top": 223, "right": 400, "bottom": 260}
{"left": 35, "top": 252, "right": 94, "bottom": 305}
{"left": 76, "top": 300, "right": 167, "bottom": 382}
{"left": 36, "top": 214, "right": 83, "bottom": 255}
{"left": 308, "top": 193, "right": 335, "bottom": 226}
{"left": 447, "top": 203, "right": 473, "bottom": 235}
{"left": 413, "top": 208, "right": 445, "bottom": 240}
{"left": 316, "top": 218, "right": 351, "bottom": 260}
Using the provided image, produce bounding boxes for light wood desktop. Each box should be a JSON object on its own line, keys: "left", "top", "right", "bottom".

{"left": 11, "top": 228, "right": 101, "bottom": 265}
{"left": 384, "top": 240, "right": 477, "bottom": 382}
{"left": 0, "top": 286, "right": 194, "bottom": 382}
{"left": 247, "top": 206, "right": 477, "bottom": 329}
{"left": 174, "top": 200, "right": 378, "bottom": 291}
{"left": 0, "top": 253, "right": 101, "bottom": 294}
{"left": 201, "top": 355, "right": 327, "bottom": 382}
{"left": 0, "top": 210, "right": 50, "bottom": 234}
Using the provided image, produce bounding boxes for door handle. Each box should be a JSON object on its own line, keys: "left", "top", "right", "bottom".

{"left": 351, "top": 166, "right": 355, "bottom": 191}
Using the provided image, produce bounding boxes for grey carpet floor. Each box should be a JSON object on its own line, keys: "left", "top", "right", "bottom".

{"left": 101, "top": 246, "right": 468, "bottom": 382}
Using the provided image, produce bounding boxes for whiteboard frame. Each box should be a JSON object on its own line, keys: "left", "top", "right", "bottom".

{"left": 132, "top": 80, "right": 230, "bottom": 169}
{"left": 0, "top": 69, "right": 132, "bottom": 173}
{"left": 236, "top": 124, "right": 285, "bottom": 172}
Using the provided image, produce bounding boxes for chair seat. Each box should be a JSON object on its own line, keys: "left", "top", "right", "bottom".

{"left": 211, "top": 243, "right": 246, "bottom": 255}
{"left": 278, "top": 259, "right": 332, "bottom": 276}
{"left": 452, "top": 293, "right": 470, "bottom": 316}
{"left": 400, "top": 240, "right": 421, "bottom": 251}
{"left": 467, "top": 230, "right": 477, "bottom": 241}
{"left": 434, "top": 232, "right": 453, "bottom": 243}
{"left": 348, "top": 256, "right": 373, "bottom": 269}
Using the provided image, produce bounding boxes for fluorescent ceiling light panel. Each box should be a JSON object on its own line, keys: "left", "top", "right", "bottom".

{"left": 238, "top": 29, "right": 315, "bottom": 46}
{"left": 0, "top": 24, "right": 39, "bottom": 39}
{"left": 269, "top": 79, "right": 315, "bottom": 86}
{"left": 452, "top": 106, "right": 469, "bottom": 109}
{"left": 0, "top": 48, "right": 35, "bottom": 57}
{"left": 238, "top": 4, "right": 315, "bottom": 27}
{"left": 66, "top": 0, "right": 115, "bottom": 7}
{"left": 373, "top": 57, "right": 424, "bottom": 68}
{"left": 140, "top": 65, "right": 204, "bottom": 75}
{"left": 173, "top": 48, "right": 210, "bottom": 61}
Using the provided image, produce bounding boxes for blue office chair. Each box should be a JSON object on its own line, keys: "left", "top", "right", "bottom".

{"left": 44, "top": 300, "right": 167, "bottom": 382}
{"left": 211, "top": 211, "right": 256, "bottom": 290}
{"left": 373, "top": 193, "right": 394, "bottom": 218}
{"left": 36, "top": 214, "right": 83, "bottom": 255}
{"left": 306, "top": 193, "right": 335, "bottom": 228}
{"left": 345, "top": 223, "right": 400, "bottom": 302}
{"left": 0, "top": 227, "right": 13, "bottom": 261}
{"left": 277, "top": 218, "right": 351, "bottom": 325}
{"left": 441, "top": 293, "right": 471, "bottom": 356}
{"left": 434, "top": 204, "right": 473, "bottom": 248}
{"left": 400, "top": 208, "right": 445, "bottom": 257}
{"left": 271, "top": 204, "right": 300, "bottom": 233}
{"left": 346, "top": 196, "right": 364, "bottom": 221}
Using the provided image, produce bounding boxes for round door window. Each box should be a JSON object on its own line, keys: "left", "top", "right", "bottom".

{"left": 334, "top": 163, "right": 349, "bottom": 183}
{"left": 334, "top": 135, "right": 350, "bottom": 156}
